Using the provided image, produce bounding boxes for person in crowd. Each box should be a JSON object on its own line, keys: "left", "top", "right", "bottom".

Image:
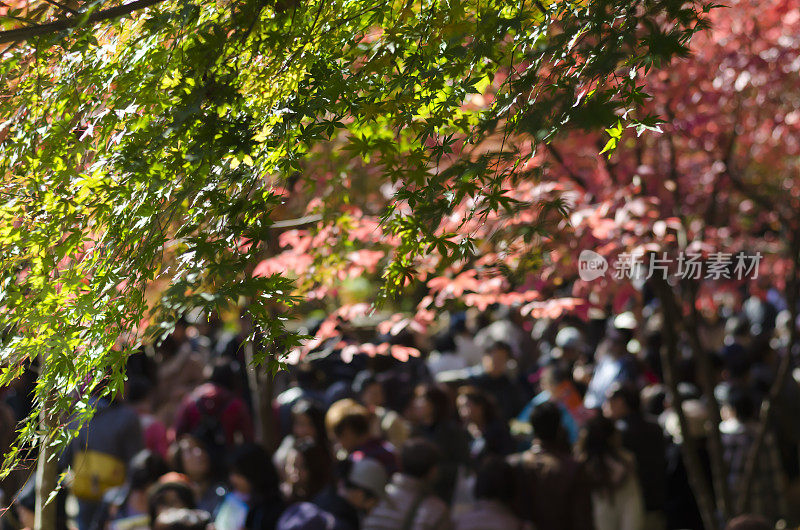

{"left": 721, "top": 317, "right": 753, "bottom": 378}
{"left": 325, "top": 399, "right": 397, "bottom": 474}
{"left": 407, "top": 384, "right": 470, "bottom": 503}
{"left": 173, "top": 358, "right": 254, "bottom": 448}
{"left": 508, "top": 401, "right": 594, "bottom": 530}
{"left": 455, "top": 386, "right": 514, "bottom": 462}
{"left": 155, "top": 319, "right": 208, "bottom": 426}
{"left": 281, "top": 438, "right": 333, "bottom": 503}
{"left": 274, "top": 399, "right": 329, "bottom": 479}
{"left": 473, "top": 307, "right": 527, "bottom": 361}
{"left": 575, "top": 415, "right": 644, "bottom": 530}
{"left": 583, "top": 315, "right": 640, "bottom": 410}
{"left": 14, "top": 292, "right": 800, "bottom": 530}
{"left": 0, "top": 398, "right": 21, "bottom": 504}
{"left": 147, "top": 474, "right": 198, "bottom": 528}
{"left": 352, "top": 371, "right": 410, "bottom": 449}
{"left": 750, "top": 340, "right": 800, "bottom": 481}
{"left": 169, "top": 434, "right": 227, "bottom": 515}
{"left": 152, "top": 508, "right": 211, "bottom": 530}
{"left": 638, "top": 316, "right": 665, "bottom": 382}
{"left": 439, "top": 341, "right": 527, "bottom": 421}
{"left": 518, "top": 364, "right": 592, "bottom": 445}
{"left": 64, "top": 389, "right": 145, "bottom": 530}
{"left": 449, "top": 311, "right": 484, "bottom": 367}
{"left": 277, "top": 457, "right": 388, "bottom": 530}
{"left": 275, "top": 364, "right": 327, "bottom": 434}
{"left": 452, "top": 456, "right": 533, "bottom": 530}
{"left": 215, "top": 443, "right": 284, "bottom": 530}
{"left": 363, "top": 438, "right": 451, "bottom": 530}
{"left": 426, "top": 331, "right": 468, "bottom": 377}
{"left": 127, "top": 376, "right": 170, "bottom": 460}
{"left": 89, "top": 449, "right": 168, "bottom": 530}
{"left": 602, "top": 382, "right": 667, "bottom": 528}
{"left": 660, "top": 395, "right": 710, "bottom": 530}
{"left": 535, "top": 326, "right": 589, "bottom": 385}
{"left": 719, "top": 385, "right": 786, "bottom": 523}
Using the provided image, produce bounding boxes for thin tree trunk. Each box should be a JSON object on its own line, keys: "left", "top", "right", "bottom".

{"left": 245, "top": 340, "right": 266, "bottom": 443}
{"left": 34, "top": 398, "right": 57, "bottom": 530}
{"left": 244, "top": 338, "right": 277, "bottom": 452}
{"left": 736, "top": 236, "right": 800, "bottom": 514}
{"left": 683, "top": 281, "right": 731, "bottom": 520}
{"left": 261, "top": 368, "right": 276, "bottom": 452}
{"left": 654, "top": 277, "right": 719, "bottom": 530}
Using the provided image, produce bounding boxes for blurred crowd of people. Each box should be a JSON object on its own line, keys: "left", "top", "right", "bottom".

{"left": 0, "top": 284, "right": 798, "bottom": 530}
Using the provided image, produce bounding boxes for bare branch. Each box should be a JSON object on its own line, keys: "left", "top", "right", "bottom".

{"left": 0, "top": 0, "right": 168, "bottom": 45}
{"left": 271, "top": 214, "right": 323, "bottom": 229}
{"left": 543, "top": 142, "right": 588, "bottom": 190}
{"left": 737, "top": 231, "right": 800, "bottom": 514}
{"left": 652, "top": 276, "right": 720, "bottom": 530}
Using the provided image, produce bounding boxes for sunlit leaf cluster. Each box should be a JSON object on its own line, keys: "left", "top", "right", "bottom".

{"left": 0, "top": 0, "right": 710, "bottom": 476}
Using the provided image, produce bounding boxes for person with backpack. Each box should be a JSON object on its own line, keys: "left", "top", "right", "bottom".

{"left": 362, "top": 438, "right": 451, "bottom": 530}
{"left": 173, "top": 358, "right": 254, "bottom": 448}
{"left": 63, "top": 392, "right": 144, "bottom": 530}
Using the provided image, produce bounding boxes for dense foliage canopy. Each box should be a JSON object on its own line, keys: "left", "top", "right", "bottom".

{"left": 0, "top": 0, "right": 711, "bottom": 481}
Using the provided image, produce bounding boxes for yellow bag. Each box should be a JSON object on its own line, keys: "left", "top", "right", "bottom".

{"left": 70, "top": 450, "right": 126, "bottom": 501}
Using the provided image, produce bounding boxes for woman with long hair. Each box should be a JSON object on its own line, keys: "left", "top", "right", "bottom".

{"left": 407, "top": 383, "right": 470, "bottom": 503}
{"left": 575, "top": 415, "right": 644, "bottom": 530}
{"left": 273, "top": 399, "right": 329, "bottom": 480}
{"left": 456, "top": 386, "right": 515, "bottom": 463}
{"left": 169, "top": 434, "right": 227, "bottom": 515}
{"left": 280, "top": 438, "right": 333, "bottom": 503}
{"left": 215, "top": 444, "right": 284, "bottom": 530}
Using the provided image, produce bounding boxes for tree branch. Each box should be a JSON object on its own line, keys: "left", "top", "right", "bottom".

{"left": 664, "top": 108, "right": 681, "bottom": 213}
{"left": 41, "top": 0, "right": 80, "bottom": 16}
{"left": 271, "top": 214, "right": 322, "bottom": 229}
{"left": 652, "top": 276, "right": 720, "bottom": 530}
{"left": 0, "top": 0, "right": 168, "bottom": 45}
{"left": 543, "top": 142, "right": 588, "bottom": 190}
{"left": 684, "top": 279, "right": 731, "bottom": 520}
{"left": 736, "top": 230, "right": 800, "bottom": 514}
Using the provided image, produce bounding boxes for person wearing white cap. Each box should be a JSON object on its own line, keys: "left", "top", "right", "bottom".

{"left": 277, "top": 457, "right": 388, "bottom": 530}
{"left": 363, "top": 438, "right": 452, "bottom": 530}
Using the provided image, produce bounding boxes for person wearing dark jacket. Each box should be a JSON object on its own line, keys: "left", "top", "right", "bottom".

{"left": 453, "top": 456, "right": 533, "bottom": 530}
{"left": 64, "top": 395, "right": 145, "bottom": 530}
{"left": 603, "top": 383, "right": 667, "bottom": 528}
{"left": 438, "top": 342, "right": 528, "bottom": 421}
{"left": 507, "top": 401, "right": 594, "bottom": 530}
